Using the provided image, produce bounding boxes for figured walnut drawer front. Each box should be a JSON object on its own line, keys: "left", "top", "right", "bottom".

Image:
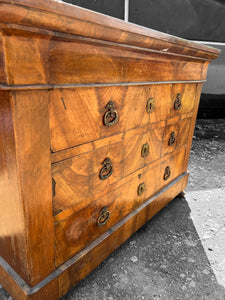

{"left": 52, "top": 122, "right": 164, "bottom": 214}
{"left": 49, "top": 83, "right": 196, "bottom": 152}
{"left": 52, "top": 142, "right": 123, "bottom": 214}
{"left": 54, "top": 147, "right": 186, "bottom": 266}
{"left": 161, "top": 117, "right": 191, "bottom": 156}
{"left": 122, "top": 122, "right": 164, "bottom": 177}
{"left": 52, "top": 116, "right": 191, "bottom": 214}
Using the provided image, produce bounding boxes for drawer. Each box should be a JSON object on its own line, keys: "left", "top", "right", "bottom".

{"left": 52, "top": 116, "right": 191, "bottom": 214}
{"left": 48, "top": 38, "right": 204, "bottom": 85}
{"left": 49, "top": 84, "right": 196, "bottom": 152}
{"left": 52, "top": 142, "right": 123, "bottom": 214}
{"left": 170, "top": 83, "right": 196, "bottom": 117}
{"left": 49, "top": 85, "right": 167, "bottom": 152}
{"left": 54, "top": 147, "right": 186, "bottom": 266}
{"left": 52, "top": 123, "right": 164, "bottom": 214}
{"left": 162, "top": 117, "right": 192, "bottom": 156}
{"left": 122, "top": 122, "right": 164, "bottom": 177}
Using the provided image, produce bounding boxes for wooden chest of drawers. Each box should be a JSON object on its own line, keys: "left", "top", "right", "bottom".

{"left": 0, "top": 1, "right": 220, "bottom": 299}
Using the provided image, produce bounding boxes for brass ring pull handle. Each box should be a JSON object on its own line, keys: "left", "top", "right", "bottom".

{"left": 174, "top": 93, "right": 182, "bottom": 110}
{"left": 146, "top": 98, "right": 155, "bottom": 114}
{"left": 141, "top": 143, "right": 149, "bottom": 157}
{"left": 138, "top": 182, "right": 145, "bottom": 196}
{"left": 163, "top": 166, "right": 171, "bottom": 181}
{"left": 97, "top": 206, "right": 110, "bottom": 227}
{"left": 99, "top": 158, "right": 113, "bottom": 180}
{"left": 168, "top": 132, "right": 176, "bottom": 146}
{"left": 103, "top": 101, "right": 119, "bottom": 127}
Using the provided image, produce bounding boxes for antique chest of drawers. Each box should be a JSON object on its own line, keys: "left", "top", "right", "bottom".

{"left": 0, "top": 1, "right": 220, "bottom": 299}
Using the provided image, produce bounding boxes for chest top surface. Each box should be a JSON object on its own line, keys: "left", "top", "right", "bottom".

{"left": 0, "top": 0, "right": 220, "bottom": 59}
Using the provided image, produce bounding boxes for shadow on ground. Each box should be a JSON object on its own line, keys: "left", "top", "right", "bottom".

{"left": 59, "top": 195, "right": 225, "bottom": 300}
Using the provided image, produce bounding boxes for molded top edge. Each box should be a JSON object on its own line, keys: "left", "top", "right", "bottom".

{"left": 0, "top": 0, "right": 221, "bottom": 60}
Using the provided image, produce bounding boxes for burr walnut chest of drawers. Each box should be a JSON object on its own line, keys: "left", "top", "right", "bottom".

{"left": 0, "top": 1, "right": 220, "bottom": 299}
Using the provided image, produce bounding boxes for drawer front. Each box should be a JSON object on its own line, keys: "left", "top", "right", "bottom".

{"left": 162, "top": 117, "right": 192, "bottom": 156}
{"left": 54, "top": 147, "right": 186, "bottom": 266}
{"left": 52, "top": 116, "right": 191, "bottom": 214}
{"left": 170, "top": 83, "right": 196, "bottom": 117}
{"left": 52, "top": 123, "right": 164, "bottom": 214}
{"left": 49, "top": 39, "right": 204, "bottom": 85}
{"left": 52, "top": 142, "right": 123, "bottom": 214}
{"left": 49, "top": 84, "right": 196, "bottom": 152}
{"left": 122, "top": 122, "right": 164, "bottom": 177}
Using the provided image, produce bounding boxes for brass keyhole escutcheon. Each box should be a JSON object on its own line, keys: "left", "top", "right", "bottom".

{"left": 141, "top": 143, "right": 149, "bottom": 157}
{"left": 163, "top": 166, "right": 171, "bottom": 181}
{"left": 138, "top": 183, "right": 145, "bottom": 196}
{"left": 103, "top": 101, "right": 119, "bottom": 127}
{"left": 99, "top": 158, "right": 113, "bottom": 180}
{"left": 97, "top": 206, "right": 110, "bottom": 227}
{"left": 146, "top": 98, "right": 155, "bottom": 114}
{"left": 168, "top": 132, "right": 176, "bottom": 146}
{"left": 174, "top": 93, "right": 182, "bottom": 110}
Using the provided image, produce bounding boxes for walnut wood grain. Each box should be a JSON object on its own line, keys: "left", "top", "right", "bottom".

{"left": 50, "top": 113, "right": 193, "bottom": 164}
{"left": 54, "top": 147, "right": 186, "bottom": 266}
{"left": 162, "top": 117, "right": 191, "bottom": 156}
{"left": 0, "top": 90, "right": 55, "bottom": 286}
{"left": 0, "top": 91, "right": 28, "bottom": 282}
{"left": 49, "top": 84, "right": 196, "bottom": 152}
{"left": 52, "top": 142, "right": 123, "bottom": 213}
{"left": 0, "top": 0, "right": 220, "bottom": 60}
{"left": 0, "top": 34, "right": 6, "bottom": 84}
{"left": 3, "top": 32, "right": 51, "bottom": 85}
{"left": 122, "top": 122, "right": 164, "bottom": 177}
{"left": 169, "top": 83, "right": 197, "bottom": 118}
{"left": 49, "top": 85, "right": 162, "bottom": 152}
{"left": 52, "top": 116, "right": 190, "bottom": 215}
{"left": 0, "top": 27, "right": 211, "bottom": 86}
{"left": 48, "top": 38, "right": 204, "bottom": 85}
{"left": 56, "top": 172, "right": 189, "bottom": 299}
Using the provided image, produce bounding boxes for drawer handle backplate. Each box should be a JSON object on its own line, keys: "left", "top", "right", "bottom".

{"left": 163, "top": 166, "right": 171, "bottom": 181}
{"left": 103, "top": 101, "right": 118, "bottom": 127}
{"left": 138, "top": 182, "right": 145, "bottom": 196}
{"left": 99, "top": 158, "right": 113, "bottom": 180}
{"left": 174, "top": 93, "right": 182, "bottom": 110}
{"left": 146, "top": 98, "right": 155, "bottom": 114}
{"left": 168, "top": 132, "right": 176, "bottom": 146}
{"left": 141, "top": 143, "right": 149, "bottom": 157}
{"left": 97, "top": 206, "right": 110, "bottom": 227}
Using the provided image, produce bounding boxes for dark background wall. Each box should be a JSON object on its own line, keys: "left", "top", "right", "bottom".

{"left": 129, "top": 0, "right": 225, "bottom": 42}
{"left": 63, "top": 0, "right": 124, "bottom": 19}
{"left": 63, "top": 0, "right": 225, "bottom": 42}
